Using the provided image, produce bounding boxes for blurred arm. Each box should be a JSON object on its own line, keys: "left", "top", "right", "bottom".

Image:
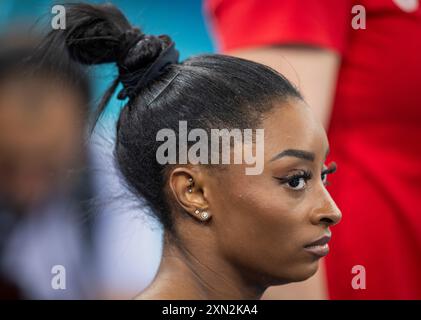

{"left": 228, "top": 46, "right": 341, "bottom": 129}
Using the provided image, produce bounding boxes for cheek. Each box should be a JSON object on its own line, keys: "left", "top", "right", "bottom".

{"left": 212, "top": 174, "right": 312, "bottom": 280}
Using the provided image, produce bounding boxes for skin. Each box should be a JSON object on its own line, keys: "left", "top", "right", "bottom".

{"left": 197, "top": 46, "right": 342, "bottom": 300}
{"left": 0, "top": 76, "right": 86, "bottom": 212}
{"left": 136, "top": 98, "right": 342, "bottom": 300}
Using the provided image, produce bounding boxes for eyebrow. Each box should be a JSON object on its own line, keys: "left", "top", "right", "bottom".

{"left": 270, "top": 149, "right": 315, "bottom": 162}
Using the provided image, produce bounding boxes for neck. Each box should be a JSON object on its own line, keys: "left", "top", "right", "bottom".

{"left": 139, "top": 231, "right": 266, "bottom": 300}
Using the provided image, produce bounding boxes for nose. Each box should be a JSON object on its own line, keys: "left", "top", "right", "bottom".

{"left": 310, "top": 188, "right": 342, "bottom": 226}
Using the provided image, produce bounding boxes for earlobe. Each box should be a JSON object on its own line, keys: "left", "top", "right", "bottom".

{"left": 194, "top": 208, "right": 211, "bottom": 221}
{"left": 169, "top": 167, "right": 211, "bottom": 222}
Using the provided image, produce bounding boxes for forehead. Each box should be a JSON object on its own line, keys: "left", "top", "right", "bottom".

{"left": 262, "top": 99, "right": 329, "bottom": 160}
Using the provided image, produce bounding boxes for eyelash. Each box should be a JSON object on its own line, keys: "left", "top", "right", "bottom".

{"left": 275, "top": 163, "right": 337, "bottom": 191}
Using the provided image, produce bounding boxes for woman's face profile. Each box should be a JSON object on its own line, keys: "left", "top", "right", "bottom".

{"left": 194, "top": 98, "right": 342, "bottom": 286}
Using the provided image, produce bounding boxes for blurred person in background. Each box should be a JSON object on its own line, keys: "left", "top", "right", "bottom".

{"left": 0, "top": 33, "right": 97, "bottom": 299}
{"left": 205, "top": 0, "right": 421, "bottom": 299}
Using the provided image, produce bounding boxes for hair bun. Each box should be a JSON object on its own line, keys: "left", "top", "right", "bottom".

{"left": 119, "top": 34, "right": 166, "bottom": 73}
{"left": 58, "top": 4, "right": 133, "bottom": 65}
{"left": 117, "top": 27, "right": 144, "bottom": 62}
{"left": 36, "top": 2, "right": 178, "bottom": 122}
{"left": 117, "top": 39, "right": 179, "bottom": 100}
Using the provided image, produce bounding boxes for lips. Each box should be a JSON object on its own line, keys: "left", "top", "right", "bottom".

{"left": 304, "top": 235, "right": 331, "bottom": 258}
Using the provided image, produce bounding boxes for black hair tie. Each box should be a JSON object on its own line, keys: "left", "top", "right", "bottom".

{"left": 117, "top": 42, "right": 179, "bottom": 100}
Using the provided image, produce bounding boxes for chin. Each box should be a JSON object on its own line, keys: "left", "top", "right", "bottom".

{"left": 298, "top": 260, "right": 320, "bottom": 281}
{"left": 277, "top": 260, "right": 320, "bottom": 284}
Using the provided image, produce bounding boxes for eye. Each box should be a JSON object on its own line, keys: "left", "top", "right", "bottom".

{"left": 275, "top": 170, "right": 312, "bottom": 191}
{"left": 321, "top": 172, "right": 328, "bottom": 185}
{"left": 321, "top": 162, "right": 337, "bottom": 186}
{"left": 286, "top": 176, "right": 307, "bottom": 190}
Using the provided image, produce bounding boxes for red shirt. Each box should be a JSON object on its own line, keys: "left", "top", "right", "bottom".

{"left": 206, "top": 0, "right": 421, "bottom": 299}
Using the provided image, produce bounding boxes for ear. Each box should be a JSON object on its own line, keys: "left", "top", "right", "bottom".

{"left": 168, "top": 166, "right": 211, "bottom": 222}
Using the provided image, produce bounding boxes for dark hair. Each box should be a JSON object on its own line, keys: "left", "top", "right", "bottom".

{"left": 40, "top": 3, "right": 302, "bottom": 231}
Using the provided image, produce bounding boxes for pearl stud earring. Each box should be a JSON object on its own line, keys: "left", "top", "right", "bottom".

{"left": 200, "top": 211, "right": 209, "bottom": 220}
{"left": 193, "top": 209, "right": 210, "bottom": 221}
